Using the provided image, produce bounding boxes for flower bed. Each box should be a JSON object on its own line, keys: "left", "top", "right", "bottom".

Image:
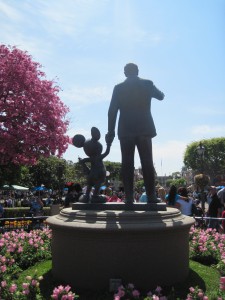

{"left": 1, "top": 226, "right": 225, "bottom": 299}
{"left": 189, "top": 226, "right": 225, "bottom": 274}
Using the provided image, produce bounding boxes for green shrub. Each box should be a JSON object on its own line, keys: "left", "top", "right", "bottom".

{"left": 3, "top": 207, "right": 50, "bottom": 218}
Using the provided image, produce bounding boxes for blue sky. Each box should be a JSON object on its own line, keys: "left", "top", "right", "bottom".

{"left": 1, "top": 0, "right": 225, "bottom": 176}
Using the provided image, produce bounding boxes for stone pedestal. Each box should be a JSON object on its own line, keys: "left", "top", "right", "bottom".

{"left": 47, "top": 207, "right": 194, "bottom": 292}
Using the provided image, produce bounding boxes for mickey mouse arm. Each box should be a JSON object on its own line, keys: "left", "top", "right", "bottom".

{"left": 79, "top": 157, "right": 91, "bottom": 163}
{"left": 101, "top": 143, "right": 111, "bottom": 160}
{"left": 79, "top": 157, "right": 91, "bottom": 174}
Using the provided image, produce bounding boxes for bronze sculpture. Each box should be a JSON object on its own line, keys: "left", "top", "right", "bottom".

{"left": 73, "top": 127, "right": 111, "bottom": 203}
{"left": 106, "top": 63, "right": 164, "bottom": 203}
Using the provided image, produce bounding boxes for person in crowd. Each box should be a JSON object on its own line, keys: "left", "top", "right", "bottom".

{"left": 139, "top": 187, "right": 147, "bottom": 203}
{"left": 177, "top": 187, "right": 193, "bottom": 216}
{"left": 107, "top": 191, "right": 123, "bottom": 202}
{"left": 73, "top": 183, "right": 84, "bottom": 202}
{"left": 29, "top": 197, "right": 44, "bottom": 216}
{"left": 134, "top": 189, "right": 142, "bottom": 202}
{"left": 6, "top": 197, "right": 13, "bottom": 207}
{"left": 0, "top": 203, "right": 4, "bottom": 218}
{"left": 165, "top": 185, "right": 181, "bottom": 209}
{"left": 64, "top": 188, "right": 75, "bottom": 208}
{"left": 217, "top": 186, "right": 225, "bottom": 207}
{"left": 221, "top": 207, "right": 225, "bottom": 233}
{"left": 45, "top": 196, "right": 52, "bottom": 206}
{"left": 158, "top": 187, "right": 166, "bottom": 203}
{"left": 64, "top": 183, "right": 84, "bottom": 207}
{"left": 207, "top": 186, "right": 223, "bottom": 230}
{"left": 22, "top": 197, "right": 30, "bottom": 207}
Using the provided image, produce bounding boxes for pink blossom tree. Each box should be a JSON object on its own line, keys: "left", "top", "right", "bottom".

{"left": 0, "top": 44, "right": 70, "bottom": 165}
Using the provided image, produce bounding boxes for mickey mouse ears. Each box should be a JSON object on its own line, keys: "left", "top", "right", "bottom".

{"left": 72, "top": 134, "right": 85, "bottom": 148}
{"left": 91, "top": 127, "right": 100, "bottom": 140}
{"left": 72, "top": 127, "right": 101, "bottom": 148}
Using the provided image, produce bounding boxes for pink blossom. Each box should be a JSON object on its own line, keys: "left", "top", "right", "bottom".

{"left": 31, "top": 279, "right": 38, "bottom": 286}
{"left": 22, "top": 289, "right": 30, "bottom": 295}
{"left": 1, "top": 281, "right": 7, "bottom": 288}
{"left": 189, "top": 287, "right": 195, "bottom": 293}
{"left": 198, "top": 291, "right": 204, "bottom": 298}
{"left": 18, "top": 246, "right": 23, "bottom": 253}
{"left": 0, "top": 265, "right": 7, "bottom": 272}
{"left": 0, "top": 45, "right": 70, "bottom": 165}
{"left": 117, "top": 289, "right": 125, "bottom": 297}
{"left": 132, "top": 289, "right": 140, "bottom": 297}
{"left": 64, "top": 285, "right": 71, "bottom": 292}
{"left": 9, "top": 283, "right": 17, "bottom": 293}
{"left": 155, "top": 286, "right": 162, "bottom": 293}
{"left": 220, "top": 277, "right": 225, "bottom": 283}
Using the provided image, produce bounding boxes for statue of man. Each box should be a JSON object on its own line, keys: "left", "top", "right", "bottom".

{"left": 106, "top": 63, "right": 164, "bottom": 203}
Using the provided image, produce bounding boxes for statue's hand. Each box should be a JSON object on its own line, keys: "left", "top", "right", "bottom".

{"left": 105, "top": 132, "right": 115, "bottom": 146}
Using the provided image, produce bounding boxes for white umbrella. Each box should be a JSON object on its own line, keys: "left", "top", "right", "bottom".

{"left": 11, "top": 185, "right": 29, "bottom": 191}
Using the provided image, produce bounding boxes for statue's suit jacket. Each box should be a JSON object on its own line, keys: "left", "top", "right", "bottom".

{"left": 108, "top": 76, "right": 164, "bottom": 139}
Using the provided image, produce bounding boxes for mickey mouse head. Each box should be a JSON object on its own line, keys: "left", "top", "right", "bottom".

{"left": 72, "top": 127, "right": 103, "bottom": 157}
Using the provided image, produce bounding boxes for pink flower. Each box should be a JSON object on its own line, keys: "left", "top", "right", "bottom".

{"left": 198, "top": 291, "right": 204, "bottom": 298}
{"left": 31, "top": 279, "right": 38, "bottom": 286}
{"left": 1, "top": 281, "right": 7, "bottom": 288}
{"left": 64, "top": 285, "right": 71, "bottom": 293}
{"left": 0, "top": 265, "right": 7, "bottom": 272}
{"left": 155, "top": 286, "right": 162, "bottom": 293}
{"left": 220, "top": 277, "right": 225, "bottom": 283}
{"left": 114, "top": 296, "right": 120, "bottom": 300}
{"left": 132, "top": 289, "right": 140, "bottom": 297}
{"left": 22, "top": 283, "right": 30, "bottom": 289}
{"left": 189, "top": 287, "right": 195, "bottom": 293}
{"left": 116, "top": 290, "right": 125, "bottom": 297}
{"left": 9, "top": 283, "right": 17, "bottom": 293}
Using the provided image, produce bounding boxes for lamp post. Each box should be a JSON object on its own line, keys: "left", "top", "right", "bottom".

{"left": 196, "top": 142, "right": 206, "bottom": 212}
{"left": 196, "top": 142, "right": 205, "bottom": 173}
{"left": 57, "top": 163, "right": 64, "bottom": 200}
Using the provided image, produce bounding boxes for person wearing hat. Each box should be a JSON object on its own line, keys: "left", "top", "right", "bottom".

{"left": 106, "top": 63, "right": 164, "bottom": 203}
{"left": 207, "top": 186, "right": 223, "bottom": 230}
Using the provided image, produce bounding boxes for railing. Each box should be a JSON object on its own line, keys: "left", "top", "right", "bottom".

{"left": 0, "top": 216, "right": 50, "bottom": 232}
{"left": 193, "top": 215, "right": 225, "bottom": 230}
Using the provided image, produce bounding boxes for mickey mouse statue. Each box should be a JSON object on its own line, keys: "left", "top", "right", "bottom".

{"left": 72, "top": 127, "right": 111, "bottom": 203}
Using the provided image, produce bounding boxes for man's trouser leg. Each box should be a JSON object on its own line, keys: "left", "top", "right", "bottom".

{"left": 137, "top": 136, "right": 157, "bottom": 203}
{"left": 120, "top": 137, "right": 135, "bottom": 203}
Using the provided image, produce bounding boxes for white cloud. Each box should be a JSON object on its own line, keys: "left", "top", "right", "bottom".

{"left": 191, "top": 125, "right": 225, "bottom": 136}
{"left": 37, "top": 0, "right": 108, "bottom": 38}
{"left": 0, "top": 1, "right": 22, "bottom": 20}
{"left": 67, "top": 127, "right": 90, "bottom": 139}
{"left": 189, "top": 106, "right": 225, "bottom": 116}
{"left": 61, "top": 86, "right": 110, "bottom": 107}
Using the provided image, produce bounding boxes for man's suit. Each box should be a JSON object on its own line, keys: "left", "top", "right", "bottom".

{"left": 107, "top": 75, "right": 164, "bottom": 203}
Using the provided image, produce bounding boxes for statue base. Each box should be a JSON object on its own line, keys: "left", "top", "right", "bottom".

{"left": 47, "top": 207, "right": 194, "bottom": 292}
{"left": 72, "top": 202, "right": 167, "bottom": 211}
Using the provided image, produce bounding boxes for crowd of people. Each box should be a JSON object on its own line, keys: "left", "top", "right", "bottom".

{"left": 0, "top": 189, "right": 64, "bottom": 218}
{"left": 1, "top": 184, "right": 225, "bottom": 232}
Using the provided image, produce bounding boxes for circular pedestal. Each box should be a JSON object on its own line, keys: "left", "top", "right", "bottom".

{"left": 47, "top": 208, "right": 194, "bottom": 291}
